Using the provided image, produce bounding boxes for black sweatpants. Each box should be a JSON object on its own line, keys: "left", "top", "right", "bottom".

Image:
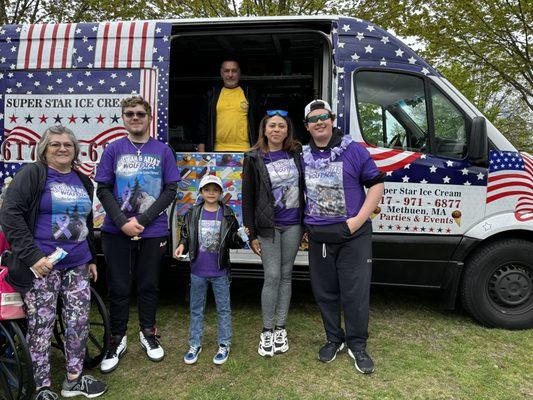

{"left": 102, "top": 232, "right": 168, "bottom": 336}
{"left": 308, "top": 223, "right": 372, "bottom": 352}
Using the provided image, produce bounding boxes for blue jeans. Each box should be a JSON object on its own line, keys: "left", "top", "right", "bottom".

{"left": 189, "top": 273, "right": 232, "bottom": 347}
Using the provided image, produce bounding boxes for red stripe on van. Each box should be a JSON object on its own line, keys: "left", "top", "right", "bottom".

{"left": 127, "top": 22, "right": 136, "bottom": 68}
{"left": 101, "top": 22, "right": 110, "bottom": 68}
{"left": 61, "top": 24, "right": 72, "bottom": 69}
{"left": 36, "top": 24, "right": 47, "bottom": 68}
{"left": 49, "top": 24, "right": 60, "bottom": 68}
{"left": 114, "top": 22, "right": 123, "bottom": 68}
{"left": 139, "top": 22, "right": 148, "bottom": 68}
{"left": 24, "top": 24, "right": 35, "bottom": 69}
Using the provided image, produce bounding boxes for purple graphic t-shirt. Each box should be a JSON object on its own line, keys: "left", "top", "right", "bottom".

{"left": 95, "top": 137, "right": 180, "bottom": 237}
{"left": 263, "top": 150, "right": 300, "bottom": 226}
{"left": 34, "top": 168, "right": 92, "bottom": 270}
{"left": 191, "top": 208, "right": 226, "bottom": 278}
{"left": 303, "top": 141, "right": 380, "bottom": 225}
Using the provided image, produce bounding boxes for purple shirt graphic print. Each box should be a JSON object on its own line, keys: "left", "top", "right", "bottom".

{"left": 95, "top": 137, "right": 180, "bottom": 237}
{"left": 306, "top": 161, "right": 346, "bottom": 218}
{"left": 191, "top": 208, "right": 226, "bottom": 278}
{"left": 264, "top": 151, "right": 300, "bottom": 226}
{"left": 34, "top": 168, "right": 92, "bottom": 270}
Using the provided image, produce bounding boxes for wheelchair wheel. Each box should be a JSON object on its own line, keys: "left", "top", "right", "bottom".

{"left": 53, "top": 287, "right": 110, "bottom": 369}
{"left": 0, "top": 320, "right": 34, "bottom": 400}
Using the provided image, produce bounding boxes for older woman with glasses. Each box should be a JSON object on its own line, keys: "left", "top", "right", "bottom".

{"left": 242, "top": 110, "right": 304, "bottom": 357}
{"left": 0, "top": 126, "right": 107, "bottom": 400}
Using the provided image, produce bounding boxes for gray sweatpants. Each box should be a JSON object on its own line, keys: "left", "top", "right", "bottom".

{"left": 258, "top": 224, "right": 303, "bottom": 329}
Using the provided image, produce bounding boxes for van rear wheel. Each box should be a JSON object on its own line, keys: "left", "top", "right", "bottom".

{"left": 461, "top": 238, "right": 533, "bottom": 329}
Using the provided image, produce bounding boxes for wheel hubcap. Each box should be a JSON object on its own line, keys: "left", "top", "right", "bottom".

{"left": 489, "top": 263, "right": 532, "bottom": 307}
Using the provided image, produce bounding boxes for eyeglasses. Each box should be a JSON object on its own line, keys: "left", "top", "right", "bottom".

{"left": 48, "top": 142, "right": 74, "bottom": 149}
{"left": 266, "top": 110, "right": 288, "bottom": 117}
{"left": 123, "top": 111, "right": 148, "bottom": 119}
{"left": 305, "top": 113, "right": 331, "bottom": 123}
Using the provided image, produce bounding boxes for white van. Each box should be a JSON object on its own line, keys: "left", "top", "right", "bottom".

{"left": 0, "top": 16, "right": 531, "bottom": 329}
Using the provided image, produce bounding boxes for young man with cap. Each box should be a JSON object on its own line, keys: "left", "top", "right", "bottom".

{"left": 175, "top": 175, "right": 247, "bottom": 365}
{"left": 301, "top": 99, "right": 384, "bottom": 373}
{"left": 96, "top": 96, "right": 180, "bottom": 373}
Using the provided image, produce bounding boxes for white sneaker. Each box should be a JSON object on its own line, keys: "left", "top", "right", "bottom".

{"left": 140, "top": 328, "right": 165, "bottom": 362}
{"left": 274, "top": 328, "right": 289, "bottom": 354}
{"left": 258, "top": 330, "right": 274, "bottom": 357}
{"left": 100, "top": 335, "right": 127, "bottom": 373}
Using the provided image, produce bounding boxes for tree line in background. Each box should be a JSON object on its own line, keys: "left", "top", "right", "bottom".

{"left": 1, "top": 0, "right": 531, "bottom": 152}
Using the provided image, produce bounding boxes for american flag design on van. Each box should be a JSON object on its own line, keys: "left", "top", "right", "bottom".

{"left": 487, "top": 151, "right": 533, "bottom": 222}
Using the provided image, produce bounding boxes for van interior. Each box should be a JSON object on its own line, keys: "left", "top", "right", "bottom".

{"left": 168, "top": 26, "right": 331, "bottom": 151}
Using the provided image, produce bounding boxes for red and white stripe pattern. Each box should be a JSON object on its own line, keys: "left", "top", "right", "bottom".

{"left": 3, "top": 126, "right": 41, "bottom": 144}
{"left": 140, "top": 68, "right": 158, "bottom": 137}
{"left": 94, "top": 21, "right": 157, "bottom": 69}
{"left": 361, "top": 143, "right": 422, "bottom": 172}
{"left": 487, "top": 152, "right": 533, "bottom": 222}
{"left": 16, "top": 23, "right": 76, "bottom": 69}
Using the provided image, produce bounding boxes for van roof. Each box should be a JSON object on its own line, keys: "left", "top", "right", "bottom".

{"left": 164, "top": 15, "right": 342, "bottom": 25}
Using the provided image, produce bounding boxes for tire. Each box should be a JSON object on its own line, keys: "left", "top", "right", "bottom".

{"left": 461, "top": 238, "right": 533, "bottom": 329}
{"left": 53, "top": 286, "right": 110, "bottom": 369}
{"left": 0, "top": 320, "right": 34, "bottom": 400}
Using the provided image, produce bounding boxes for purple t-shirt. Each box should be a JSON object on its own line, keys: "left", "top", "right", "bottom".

{"left": 95, "top": 137, "right": 180, "bottom": 237}
{"left": 303, "top": 140, "right": 380, "bottom": 225}
{"left": 263, "top": 150, "right": 300, "bottom": 226}
{"left": 191, "top": 208, "right": 227, "bottom": 278}
{"left": 34, "top": 168, "right": 92, "bottom": 270}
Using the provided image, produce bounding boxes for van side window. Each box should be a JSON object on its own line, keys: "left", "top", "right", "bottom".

{"left": 431, "top": 84, "right": 468, "bottom": 159}
{"left": 355, "top": 71, "right": 428, "bottom": 152}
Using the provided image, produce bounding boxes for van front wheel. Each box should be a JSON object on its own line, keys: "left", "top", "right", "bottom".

{"left": 461, "top": 238, "right": 533, "bottom": 329}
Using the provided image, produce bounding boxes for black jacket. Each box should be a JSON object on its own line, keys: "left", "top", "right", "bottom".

{"left": 179, "top": 202, "right": 244, "bottom": 271}
{"left": 242, "top": 148, "right": 305, "bottom": 241}
{"left": 198, "top": 84, "right": 259, "bottom": 151}
{"left": 0, "top": 162, "right": 96, "bottom": 294}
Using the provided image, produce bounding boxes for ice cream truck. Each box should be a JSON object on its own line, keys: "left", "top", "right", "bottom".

{"left": 0, "top": 16, "right": 531, "bottom": 329}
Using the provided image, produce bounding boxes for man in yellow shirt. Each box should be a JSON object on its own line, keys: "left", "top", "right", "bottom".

{"left": 198, "top": 59, "right": 258, "bottom": 152}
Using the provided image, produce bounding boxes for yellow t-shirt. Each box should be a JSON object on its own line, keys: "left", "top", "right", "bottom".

{"left": 215, "top": 87, "right": 250, "bottom": 152}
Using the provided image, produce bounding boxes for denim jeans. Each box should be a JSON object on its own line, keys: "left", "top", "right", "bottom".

{"left": 189, "top": 273, "right": 232, "bottom": 347}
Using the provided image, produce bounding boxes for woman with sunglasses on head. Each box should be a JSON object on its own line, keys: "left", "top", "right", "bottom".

{"left": 0, "top": 126, "right": 107, "bottom": 399}
{"left": 242, "top": 110, "right": 304, "bottom": 357}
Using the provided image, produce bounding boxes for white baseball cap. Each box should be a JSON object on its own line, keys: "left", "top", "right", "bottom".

{"left": 198, "top": 174, "right": 224, "bottom": 191}
{"left": 304, "top": 99, "right": 332, "bottom": 118}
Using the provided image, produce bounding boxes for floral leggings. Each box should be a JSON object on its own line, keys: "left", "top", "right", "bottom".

{"left": 23, "top": 264, "right": 90, "bottom": 389}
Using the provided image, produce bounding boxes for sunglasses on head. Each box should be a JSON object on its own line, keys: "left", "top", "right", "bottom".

{"left": 266, "top": 109, "right": 288, "bottom": 117}
{"left": 305, "top": 113, "right": 331, "bottom": 123}
{"left": 123, "top": 111, "right": 148, "bottom": 119}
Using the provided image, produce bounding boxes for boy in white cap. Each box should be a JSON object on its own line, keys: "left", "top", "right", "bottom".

{"left": 175, "top": 174, "right": 247, "bottom": 365}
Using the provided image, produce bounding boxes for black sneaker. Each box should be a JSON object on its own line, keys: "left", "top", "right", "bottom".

{"left": 34, "top": 388, "right": 58, "bottom": 400}
{"left": 348, "top": 349, "right": 375, "bottom": 374}
{"left": 60, "top": 374, "right": 108, "bottom": 398}
{"left": 318, "top": 341, "right": 345, "bottom": 363}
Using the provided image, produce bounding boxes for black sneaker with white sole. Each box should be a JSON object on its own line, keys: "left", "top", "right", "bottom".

{"left": 100, "top": 335, "right": 127, "bottom": 373}
{"left": 318, "top": 341, "right": 344, "bottom": 363}
{"left": 60, "top": 374, "right": 108, "bottom": 398}
{"left": 140, "top": 328, "right": 165, "bottom": 361}
{"left": 348, "top": 348, "right": 375, "bottom": 374}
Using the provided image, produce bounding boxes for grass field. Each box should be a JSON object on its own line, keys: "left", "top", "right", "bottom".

{"left": 49, "top": 273, "right": 533, "bottom": 400}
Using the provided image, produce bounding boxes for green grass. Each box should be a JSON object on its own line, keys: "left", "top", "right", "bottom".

{"left": 50, "top": 278, "right": 533, "bottom": 400}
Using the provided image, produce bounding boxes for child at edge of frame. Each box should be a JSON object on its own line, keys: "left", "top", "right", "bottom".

{"left": 174, "top": 174, "right": 248, "bottom": 365}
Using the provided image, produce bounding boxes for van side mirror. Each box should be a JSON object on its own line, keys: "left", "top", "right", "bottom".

{"left": 469, "top": 116, "right": 488, "bottom": 166}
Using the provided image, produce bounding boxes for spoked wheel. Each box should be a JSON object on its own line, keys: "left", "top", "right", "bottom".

{"left": 53, "top": 287, "right": 110, "bottom": 369}
{"left": 0, "top": 320, "right": 34, "bottom": 400}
